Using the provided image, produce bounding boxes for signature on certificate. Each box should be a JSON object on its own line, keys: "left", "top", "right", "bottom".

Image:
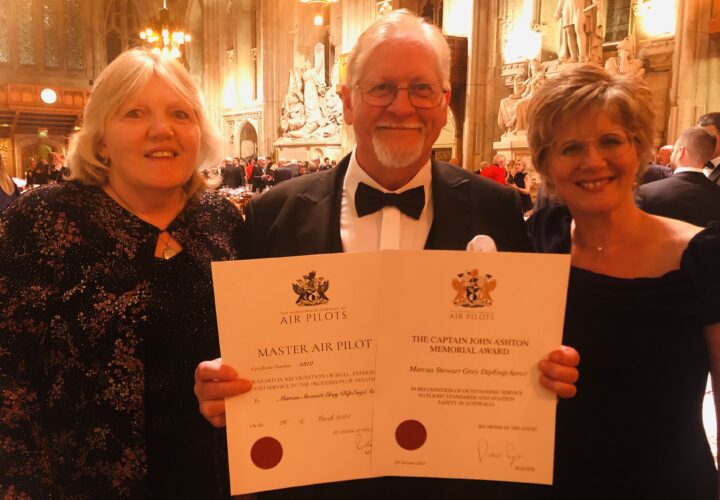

{"left": 477, "top": 439, "right": 526, "bottom": 466}
{"left": 354, "top": 432, "right": 372, "bottom": 450}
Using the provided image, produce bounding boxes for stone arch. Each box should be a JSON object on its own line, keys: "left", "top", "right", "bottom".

{"left": 238, "top": 120, "right": 258, "bottom": 159}
{"left": 15, "top": 136, "right": 66, "bottom": 177}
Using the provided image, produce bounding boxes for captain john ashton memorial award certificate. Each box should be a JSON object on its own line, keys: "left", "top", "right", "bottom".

{"left": 212, "top": 250, "right": 570, "bottom": 495}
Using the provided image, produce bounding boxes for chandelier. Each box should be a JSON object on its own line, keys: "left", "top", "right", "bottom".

{"left": 299, "top": 0, "right": 338, "bottom": 26}
{"left": 139, "top": 0, "right": 191, "bottom": 59}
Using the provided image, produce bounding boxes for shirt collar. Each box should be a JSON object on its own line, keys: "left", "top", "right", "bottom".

{"left": 674, "top": 166, "right": 704, "bottom": 175}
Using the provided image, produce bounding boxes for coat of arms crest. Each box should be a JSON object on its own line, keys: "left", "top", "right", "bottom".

{"left": 292, "top": 270, "right": 330, "bottom": 306}
{"left": 451, "top": 269, "right": 496, "bottom": 308}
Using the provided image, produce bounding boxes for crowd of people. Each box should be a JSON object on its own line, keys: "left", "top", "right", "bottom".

{"left": 213, "top": 155, "right": 337, "bottom": 193}
{"left": 1, "top": 7, "right": 719, "bottom": 500}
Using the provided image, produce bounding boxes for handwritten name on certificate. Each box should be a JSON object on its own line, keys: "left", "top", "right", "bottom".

{"left": 371, "top": 251, "right": 570, "bottom": 485}
{"left": 212, "top": 253, "right": 380, "bottom": 495}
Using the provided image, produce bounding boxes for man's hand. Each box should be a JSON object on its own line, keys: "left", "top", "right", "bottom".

{"left": 194, "top": 358, "right": 253, "bottom": 428}
{"left": 538, "top": 346, "right": 580, "bottom": 399}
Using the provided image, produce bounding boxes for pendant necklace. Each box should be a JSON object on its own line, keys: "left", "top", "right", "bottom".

{"left": 105, "top": 184, "right": 185, "bottom": 260}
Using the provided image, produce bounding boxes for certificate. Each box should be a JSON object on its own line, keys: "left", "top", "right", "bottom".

{"left": 212, "top": 250, "right": 570, "bottom": 494}
{"left": 371, "top": 251, "right": 570, "bottom": 485}
{"left": 213, "top": 253, "right": 380, "bottom": 495}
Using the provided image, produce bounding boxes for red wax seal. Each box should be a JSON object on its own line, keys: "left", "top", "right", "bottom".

{"left": 395, "top": 419, "right": 427, "bottom": 451}
{"left": 250, "top": 436, "right": 283, "bottom": 469}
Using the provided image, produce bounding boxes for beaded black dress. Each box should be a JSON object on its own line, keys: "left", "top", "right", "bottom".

{"left": 0, "top": 181, "right": 244, "bottom": 499}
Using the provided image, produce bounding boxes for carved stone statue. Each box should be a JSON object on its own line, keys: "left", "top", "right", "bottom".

{"left": 280, "top": 58, "right": 343, "bottom": 140}
{"left": 514, "top": 60, "right": 546, "bottom": 133}
{"left": 604, "top": 36, "right": 645, "bottom": 78}
{"left": 280, "top": 70, "right": 305, "bottom": 136}
{"left": 555, "top": 0, "right": 604, "bottom": 64}
{"left": 498, "top": 71, "right": 527, "bottom": 135}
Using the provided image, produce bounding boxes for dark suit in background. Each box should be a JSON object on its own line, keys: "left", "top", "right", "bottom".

{"left": 221, "top": 163, "right": 245, "bottom": 188}
{"left": 636, "top": 170, "right": 720, "bottom": 227}
{"left": 640, "top": 163, "right": 672, "bottom": 185}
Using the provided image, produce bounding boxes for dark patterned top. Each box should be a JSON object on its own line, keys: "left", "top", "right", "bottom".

{"left": 0, "top": 181, "right": 244, "bottom": 499}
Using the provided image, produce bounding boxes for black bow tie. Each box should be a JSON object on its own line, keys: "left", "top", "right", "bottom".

{"left": 354, "top": 182, "right": 425, "bottom": 220}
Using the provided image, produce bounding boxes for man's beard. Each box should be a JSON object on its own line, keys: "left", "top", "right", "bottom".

{"left": 371, "top": 122, "right": 425, "bottom": 169}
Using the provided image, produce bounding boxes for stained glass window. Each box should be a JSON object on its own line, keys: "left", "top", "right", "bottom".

{"left": 65, "top": 0, "right": 83, "bottom": 70}
{"left": 606, "top": 0, "right": 631, "bottom": 42}
{"left": 0, "top": 0, "right": 9, "bottom": 64}
{"left": 43, "top": 0, "right": 62, "bottom": 69}
{"left": 18, "top": 0, "right": 36, "bottom": 65}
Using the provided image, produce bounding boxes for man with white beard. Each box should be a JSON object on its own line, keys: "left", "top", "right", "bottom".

{"left": 194, "top": 9, "right": 580, "bottom": 498}
{"left": 236, "top": 9, "right": 534, "bottom": 256}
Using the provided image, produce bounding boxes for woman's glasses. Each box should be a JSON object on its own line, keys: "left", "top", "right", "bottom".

{"left": 552, "top": 132, "right": 633, "bottom": 160}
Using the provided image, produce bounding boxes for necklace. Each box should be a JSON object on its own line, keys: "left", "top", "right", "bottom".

{"left": 157, "top": 230, "right": 179, "bottom": 260}
{"left": 105, "top": 184, "right": 186, "bottom": 260}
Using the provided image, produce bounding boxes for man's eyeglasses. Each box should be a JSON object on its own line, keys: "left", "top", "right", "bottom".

{"left": 552, "top": 132, "right": 633, "bottom": 160}
{"left": 356, "top": 82, "right": 447, "bottom": 109}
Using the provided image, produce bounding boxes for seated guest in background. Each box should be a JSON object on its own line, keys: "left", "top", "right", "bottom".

{"left": 698, "top": 112, "right": 720, "bottom": 185}
{"left": 480, "top": 153, "right": 508, "bottom": 184}
{"left": 0, "top": 154, "right": 20, "bottom": 212}
{"left": 637, "top": 126, "right": 720, "bottom": 227}
{"left": 0, "top": 49, "right": 243, "bottom": 498}
{"left": 320, "top": 157, "right": 332, "bottom": 170}
{"left": 194, "top": 10, "right": 579, "bottom": 499}
{"left": 527, "top": 64, "right": 720, "bottom": 499}
{"left": 639, "top": 144, "right": 673, "bottom": 185}
{"left": 47, "top": 151, "right": 68, "bottom": 183}
{"left": 272, "top": 161, "right": 294, "bottom": 185}
{"left": 32, "top": 158, "right": 49, "bottom": 185}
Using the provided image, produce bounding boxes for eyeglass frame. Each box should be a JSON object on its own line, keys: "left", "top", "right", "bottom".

{"left": 354, "top": 81, "right": 449, "bottom": 109}
{"left": 549, "top": 131, "right": 637, "bottom": 161}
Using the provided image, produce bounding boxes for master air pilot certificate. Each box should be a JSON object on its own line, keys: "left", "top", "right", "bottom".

{"left": 212, "top": 250, "right": 570, "bottom": 494}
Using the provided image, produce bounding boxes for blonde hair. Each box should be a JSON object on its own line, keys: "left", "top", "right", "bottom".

{"left": 527, "top": 64, "right": 655, "bottom": 193}
{"left": 345, "top": 9, "right": 450, "bottom": 100}
{"left": 0, "top": 155, "right": 14, "bottom": 196}
{"left": 66, "top": 49, "right": 222, "bottom": 195}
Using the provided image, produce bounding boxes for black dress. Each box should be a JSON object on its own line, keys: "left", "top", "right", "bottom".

{"left": 513, "top": 171, "right": 533, "bottom": 212}
{"left": 0, "top": 181, "right": 244, "bottom": 499}
{"left": 521, "top": 204, "right": 720, "bottom": 500}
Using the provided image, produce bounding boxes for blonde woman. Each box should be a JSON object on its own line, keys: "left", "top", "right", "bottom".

{"left": 0, "top": 50, "right": 243, "bottom": 498}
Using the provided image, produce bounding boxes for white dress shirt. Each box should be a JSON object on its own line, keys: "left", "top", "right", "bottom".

{"left": 340, "top": 149, "right": 433, "bottom": 252}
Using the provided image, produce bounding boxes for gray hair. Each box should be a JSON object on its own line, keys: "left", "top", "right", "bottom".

{"left": 66, "top": 49, "right": 222, "bottom": 194}
{"left": 345, "top": 9, "right": 450, "bottom": 95}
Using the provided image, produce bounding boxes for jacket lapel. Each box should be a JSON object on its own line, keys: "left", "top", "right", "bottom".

{"left": 294, "top": 155, "right": 350, "bottom": 254}
{"left": 425, "top": 160, "right": 473, "bottom": 250}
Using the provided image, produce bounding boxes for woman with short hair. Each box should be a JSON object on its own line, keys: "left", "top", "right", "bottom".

{"left": 526, "top": 64, "right": 720, "bottom": 499}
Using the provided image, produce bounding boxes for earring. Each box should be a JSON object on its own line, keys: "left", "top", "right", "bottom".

{"left": 99, "top": 156, "right": 109, "bottom": 165}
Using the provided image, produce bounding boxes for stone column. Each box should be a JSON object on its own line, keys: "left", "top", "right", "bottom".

{"left": 260, "top": 0, "right": 296, "bottom": 157}
{"left": 667, "top": 0, "right": 712, "bottom": 140}
{"left": 339, "top": 0, "right": 376, "bottom": 156}
{"left": 202, "top": 0, "right": 225, "bottom": 132}
{"left": 462, "top": 0, "right": 499, "bottom": 171}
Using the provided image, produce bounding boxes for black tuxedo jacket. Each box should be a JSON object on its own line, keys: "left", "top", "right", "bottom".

{"left": 247, "top": 155, "right": 534, "bottom": 499}
{"left": 244, "top": 155, "right": 532, "bottom": 258}
{"left": 636, "top": 170, "right": 720, "bottom": 227}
